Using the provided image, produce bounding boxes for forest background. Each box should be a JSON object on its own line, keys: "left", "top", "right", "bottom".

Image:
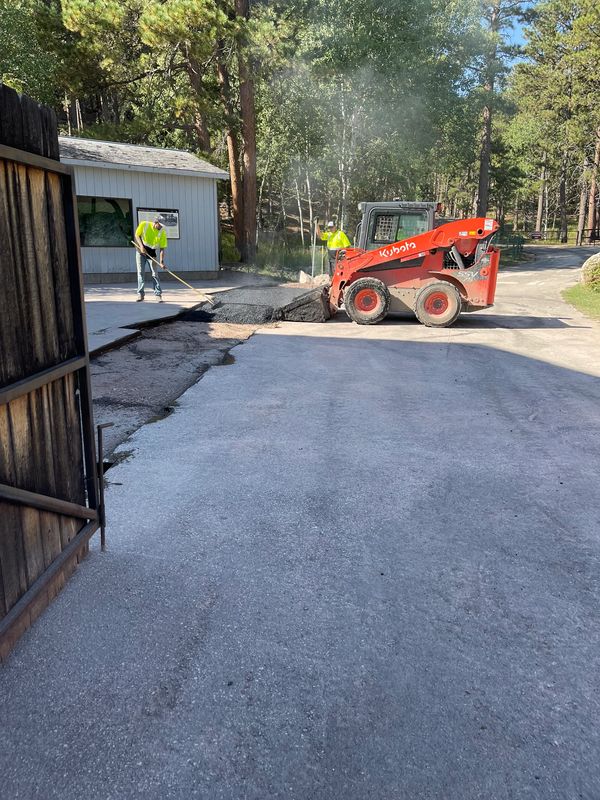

{"left": 1, "top": 0, "right": 599, "bottom": 268}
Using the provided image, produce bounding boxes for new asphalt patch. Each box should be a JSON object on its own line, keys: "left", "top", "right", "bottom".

{"left": 181, "top": 285, "right": 331, "bottom": 325}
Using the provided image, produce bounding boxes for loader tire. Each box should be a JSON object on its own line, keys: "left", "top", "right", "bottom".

{"left": 344, "top": 278, "right": 390, "bottom": 325}
{"left": 415, "top": 282, "right": 461, "bottom": 327}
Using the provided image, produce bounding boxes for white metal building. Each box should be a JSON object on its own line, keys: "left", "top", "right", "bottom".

{"left": 59, "top": 136, "right": 229, "bottom": 283}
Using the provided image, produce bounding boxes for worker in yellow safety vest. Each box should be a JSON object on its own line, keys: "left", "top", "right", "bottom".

{"left": 316, "top": 220, "right": 351, "bottom": 275}
{"left": 134, "top": 215, "right": 168, "bottom": 302}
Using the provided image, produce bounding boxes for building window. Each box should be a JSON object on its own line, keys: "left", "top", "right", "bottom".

{"left": 77, "top": 196, "right": 133, "bottom": 247}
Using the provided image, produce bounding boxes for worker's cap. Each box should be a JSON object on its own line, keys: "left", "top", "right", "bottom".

{"left": 153, "top": 214, "right": 165, "bottom": 225}
{"left": 326, "top": 221, "right": 335, "bottom": 228}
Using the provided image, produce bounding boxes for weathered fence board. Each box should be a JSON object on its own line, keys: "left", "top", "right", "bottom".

{"left": 0, "top": 84, "right": 101, "bottom": 660}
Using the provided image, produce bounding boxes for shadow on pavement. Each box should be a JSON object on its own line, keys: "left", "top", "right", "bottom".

{"left": 455, "top": 314, "right": 589, "bottom": 330}
{"left": 341, "top": 313, "right": 588, "bottom": 330}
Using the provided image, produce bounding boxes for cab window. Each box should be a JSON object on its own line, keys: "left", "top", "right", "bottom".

{"left": 397, "top": 212, "right": 429, "bottom": 239}
{"left": 369, "top": 211, "right": 429, "bottom": 245}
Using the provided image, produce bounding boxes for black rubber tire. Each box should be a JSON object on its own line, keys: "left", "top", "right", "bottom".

{"left": 344, "top": 278, "right": 390, "bottom": 325}
{"left": 415, "top": 281, "right": 462, "bottom": 327}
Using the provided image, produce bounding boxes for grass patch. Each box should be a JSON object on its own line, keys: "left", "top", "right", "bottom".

{"left": 221, "top": 231, "right": 328, "bottom": 282}
{"left": 562, "top": 283, "right": 600, "bottom": 321}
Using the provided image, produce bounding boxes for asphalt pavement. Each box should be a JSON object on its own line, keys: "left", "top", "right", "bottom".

{"left": 1, "top": 246, "right": 600, "bottom": 799}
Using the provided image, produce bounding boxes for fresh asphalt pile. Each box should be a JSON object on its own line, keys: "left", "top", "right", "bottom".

{"left": 181, "top": 285, "right": 331, "bottom": 325}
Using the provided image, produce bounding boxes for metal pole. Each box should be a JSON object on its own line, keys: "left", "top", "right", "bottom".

{"left": 97, "top": 422, "right": 113, "bottom": 551}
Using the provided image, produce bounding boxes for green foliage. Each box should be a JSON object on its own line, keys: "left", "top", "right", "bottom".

{"left": 506, "top": 0, "right": 600, "bottom": 231}
{"left": 0, "top": 0, "right": 59, "bottom": 103}
{"left": 2, "top": 0, "right": 599, "bottom": 249}
{"left": 220, "top": 231, "right": 240, "bottom": 263}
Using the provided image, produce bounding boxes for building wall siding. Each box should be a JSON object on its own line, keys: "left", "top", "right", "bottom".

{"left": 72, "top": 166, "right": 220, "bottom": 274}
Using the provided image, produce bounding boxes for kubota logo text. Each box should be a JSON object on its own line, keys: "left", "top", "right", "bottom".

{"left": 379, "top": 241, "right": 417, "bottom": 258}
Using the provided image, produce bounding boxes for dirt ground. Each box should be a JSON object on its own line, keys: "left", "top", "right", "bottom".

{"left": 91, "top": 319, "right": 258, "bottom": 458}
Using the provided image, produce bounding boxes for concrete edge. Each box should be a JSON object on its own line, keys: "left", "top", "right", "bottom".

{"left": 87, "top": 294, "right": 225, "bottom": 357}
{"left": 89, "top": 328, "right": 142, "bottom": 358}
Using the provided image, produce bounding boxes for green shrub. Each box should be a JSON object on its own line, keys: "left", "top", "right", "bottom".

{"left": 581, "top": 253, "right": 600, "bottom": 286}
{"left": 220, "top": 231, "right": 240, "bottom": 263}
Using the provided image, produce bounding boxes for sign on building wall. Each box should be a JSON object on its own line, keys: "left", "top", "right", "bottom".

{"left": 137, "top": 208, "right": 180, "bottom": 239}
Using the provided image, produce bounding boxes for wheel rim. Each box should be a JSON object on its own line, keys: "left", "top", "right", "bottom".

{"left": 354, "top": 288, "right": 381, "bottom": 313}
{"left": 424, "top": 291, "right": 450, "bottom": 316}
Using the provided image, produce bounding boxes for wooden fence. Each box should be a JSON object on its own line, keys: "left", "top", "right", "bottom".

{"left": 0, "top": 85, "right": 101, "bottom": 661}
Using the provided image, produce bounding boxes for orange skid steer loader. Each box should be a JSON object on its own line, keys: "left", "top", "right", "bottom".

{"left": 328, "top": 202, "right": 500, "bottom": 327}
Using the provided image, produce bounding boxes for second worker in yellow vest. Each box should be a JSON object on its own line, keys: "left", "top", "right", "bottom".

{"left": 316, "top": 220, "right": 351, "bottom": 275}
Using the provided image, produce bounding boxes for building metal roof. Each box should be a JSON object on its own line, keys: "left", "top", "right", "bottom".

{"left": 58, "top": 136, "right": 229, "bottom": 180}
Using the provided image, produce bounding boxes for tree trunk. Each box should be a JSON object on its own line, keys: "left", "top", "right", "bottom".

{"left": 338, "top": 89, "right": 348, "bottom": 230}
{"left": 216, "top": 46, "right": 244, "bottom": 259}
{"left": 268, "top": 177, "right": 273, "bottom": 218}
{"left": 476, "top": 101, "right": 493, "bottom": 217}
{"left": 306, "top": 169, "right": 314, "bottom": 231}
{"left": 498, "top": 201, "right": 505, "bottom": 230}
{"left": 337, "top": 85, "right": 357, "bottom": 231}
{"left": 193, "top": 112, "right": 212, "bottom": 153}
{"left": 186, "top": 58, "right": 213, "bottom": 153}
{"left": 63, "top": 94, "right": 72, "bottom": 136}
{"left": 559, "top": 150, "right": 569, "bottom": 243}
{"left": 280, "top": 185, "right": 287, "bottom": 230}
{"left": 442, "top": 175, "right": 450, "bottom": 213}
{"left": 576, "top": 167, "right": 587, "bottom": 246}
{"left": 75, "top": 98, "right": 83, "bottom": 131}
{"left": 236, "top": 0, "right": 257, "bottom": 263}
{"left": 535, "top": 153, "right": 546, "bottom": 232}
{"left": 294, "top": 178, "right": 305, "bottom": 246}
{"left": 586, "top": 130, "right": 600, "bottom": 237}
{"left": 476, "top": 2, "right": 500, "bottom": 217}
{"left": 257, "top": 156, "right": 271, "bottom": 231}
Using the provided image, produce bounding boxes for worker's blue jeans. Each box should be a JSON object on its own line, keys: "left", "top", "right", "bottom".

{"left": 136, "top": 251, "right": 162, "bottom": 296}
{"left": 327, "top": 249, "right": 338, "bottom": 276}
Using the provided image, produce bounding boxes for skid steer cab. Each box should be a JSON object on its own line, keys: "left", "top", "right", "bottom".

{"left": 329, "top": 202, "right": 500, "bottom": 327}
